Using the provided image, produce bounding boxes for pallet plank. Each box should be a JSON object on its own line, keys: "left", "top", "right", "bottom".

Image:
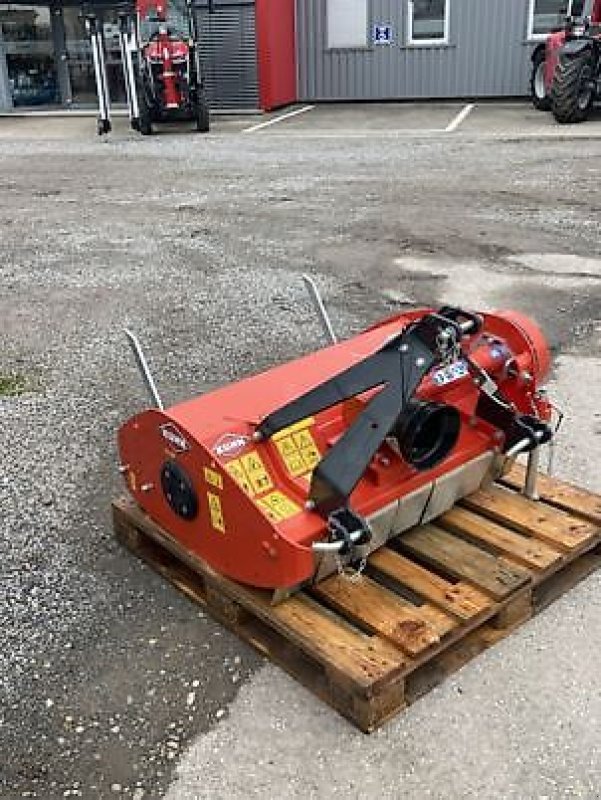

{"left": 501, "top": 464, "right": 601, "bottom": 525}
{"left": 112, "top": 472, "right": 601, "bottom": 734}
{"left": 267, "top": 594, "right": 408, "bottom": 690}
{"left": 464, "top": 486, "right": 599, "bottom": 553}
{"left": 440, "top": 506, "right": 562, "bottom": 576}
{"left": 399, "top": 524, "right": 531, "bottom": 601}
{"left": 113, "top": 497, "right": 407, "bottom": 691}
{"left": 313, "top": 573, "right": 447, "bottom": 657}
{"left": 368, "top": 548, "right": 493, "bottom": 620}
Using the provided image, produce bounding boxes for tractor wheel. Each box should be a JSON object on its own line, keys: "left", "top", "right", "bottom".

{"left": 551, "top": 52, "right": 595, "bottom": 123}
{"left": 530, "top": 49, "right": 551, "bottom": 111}
{"left": 195, "top": 95, "right": 210, "bottom": 133}
{"left": 138, "top": 104, "right": 153, "bottom": 136}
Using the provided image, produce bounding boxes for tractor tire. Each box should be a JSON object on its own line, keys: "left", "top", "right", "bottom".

{"left": 551, "top": 52, "right": 595, "bottom": 123}
{"left": 195, "top": 95, "right": 210, "bottom": 133}
{"left": 530, "top": 49, "right": 551, "bottom": 111}
{"left": 139, "top": 105, "right": 153, "bottom": 136}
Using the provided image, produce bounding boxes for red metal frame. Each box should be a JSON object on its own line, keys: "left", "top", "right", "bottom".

{"left": 119, "top": 309, "right": 551, "bottom": 592}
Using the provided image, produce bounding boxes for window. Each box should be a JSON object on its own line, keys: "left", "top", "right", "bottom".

{"left": 327, "top": 0, "right": 367, "bottom": 49}
{"left": 528, "top": 0, "right": 572, "bottom": 39}
{"left": 408, "top": 0, "right": 449, "bottom": 45}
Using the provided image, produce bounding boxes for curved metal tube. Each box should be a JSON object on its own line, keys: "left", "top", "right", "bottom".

{"left": 124, "top": 328, "right": 164, "bottom": 411}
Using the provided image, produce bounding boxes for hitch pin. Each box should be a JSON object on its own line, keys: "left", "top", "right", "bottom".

{"left": 312, "top": 529, "right": 366, "bottom": 553}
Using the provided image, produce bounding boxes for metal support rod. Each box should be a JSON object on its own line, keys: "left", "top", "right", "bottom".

{"left": 524, "top": 446, "right": 541, "bottom": 501}
{"left": 85, "top": 15, "right": 112, "bottom": 135}
{"left": 302, "top": 274, "right": 338, "bottom": 345}
{"left": 118, "top": 16, "right": 140, "bottom": 124}
{"left": 547, "top": 438, "right": 556, "bottom": 477}
{"left": 124, "top": 328, "right": 164, "bottom": 411}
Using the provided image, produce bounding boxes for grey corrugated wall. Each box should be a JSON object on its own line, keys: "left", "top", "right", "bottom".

{"left": 297, "top": 0, "right": 540, "bottom": 100}
{"left": 195, "top": 0, "right": 259, "bottom": 110}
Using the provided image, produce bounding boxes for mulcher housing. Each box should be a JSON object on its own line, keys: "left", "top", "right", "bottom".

{"left": 119, "top": 305, "right": 553, "bottom": 596}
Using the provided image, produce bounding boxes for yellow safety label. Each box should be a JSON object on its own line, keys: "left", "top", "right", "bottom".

{"left": 207, "top": 491, "right": 225, "bottom": 533}
{"left": 258, "top": 491, "right": 302, "bottom": 522}
{"left": 273, "top": 422, "right": 321, "bottom": 478}
{"left": 203, "top": 467, "right": 223, "bottom": 491}
{"left": 272, "top": 417, "right": 315, "bottom": 441}
{"left": 240, "top": 451, "right": 274, "bottom": 495}
{"left": 225, "top": 459, "right": 254, "bottom": 497}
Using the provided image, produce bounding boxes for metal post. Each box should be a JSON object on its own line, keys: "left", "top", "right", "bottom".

{"left": 524, "top": 447, "right": 541, "bottom": 501}
{"left": 0, "top": 24, "right": 12, "bottom": 111}
{"left": 124, "top": 329, "right": 165, "bottom": 411}
{"left": 85, "top": 15, "right": 112, "bottom": 135}
{"left": 118, "top": 15, "right": 140, "bottom": 128}
{"left": 302, "top": 274, "right": 338, "bottom": 345}
{"left": 50, "top": 5, "right": 72, "bottom": 106}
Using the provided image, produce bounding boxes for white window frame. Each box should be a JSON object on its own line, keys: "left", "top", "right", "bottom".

{"left": 527, "top": 0, "right": 572, "bottom": 41}
{"left": 326, "top": 0, "right": 368, "bottom": 50}
{"left": 408, "top": 0, "right": 450, "bottom": 47}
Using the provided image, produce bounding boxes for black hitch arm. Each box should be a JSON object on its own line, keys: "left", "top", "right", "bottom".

{"left": 258, "top": 310, "right": 478, "bottom": 516}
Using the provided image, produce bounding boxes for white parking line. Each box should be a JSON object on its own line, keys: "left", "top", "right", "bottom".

{"left": 243, "top": 105, "right": 315, "bottom": 133}
{"left": 446, "top": 103, "right": 476, "bottom": 133}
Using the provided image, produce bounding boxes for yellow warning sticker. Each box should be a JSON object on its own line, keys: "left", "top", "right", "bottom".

{"left": 275, "top": 439, "right": 307, "bottom": 477}
{"left": 203, "top": 467, "right": 223, "bottom": 491}
{"left": 258, "top": 491, "right": 302, "bottom": 522}
{"left": 240, "top": 451, "right": 273, "bottom": 495}
{"left": 273, "top": 423, "right": 321, "bottom": 479}
{"left": 225, "top": 459, "right": 254, "bottom": 497}
{"left": 293, "top": 429, "right": 315, "bottom": 450}
{"left": 272, "top": 417, "right": 315, "bottom": 441}
{"left": 207, "top": 491, "right": 225, "bottom": 533}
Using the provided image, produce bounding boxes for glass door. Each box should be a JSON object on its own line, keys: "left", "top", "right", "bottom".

{"left": 0, "top": 4, "right": 58, "bottom": 106}
{"left": 63, "top": 6, "right": 126, "bottom": 106}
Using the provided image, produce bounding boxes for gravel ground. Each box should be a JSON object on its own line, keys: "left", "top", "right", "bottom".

{"left": 0, "top": 121, "right": 600, "bottom": 799}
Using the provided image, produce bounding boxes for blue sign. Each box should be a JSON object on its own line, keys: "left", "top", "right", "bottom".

{"left": 373, "top": 24, "right": 393, "bottom": 44}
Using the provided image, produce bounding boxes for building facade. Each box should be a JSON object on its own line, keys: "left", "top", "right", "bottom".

{"left": 297, "top": 0, "right": 576, "bottom": 101}
{"left": 0, "top": 0, "right": 579, "bottom": 112}
{"left": 0, "top": 0, "right": 295, "bottom": 111}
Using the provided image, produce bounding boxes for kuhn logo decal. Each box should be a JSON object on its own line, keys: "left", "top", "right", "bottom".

{"left": 160, "top": 424, "right": 189, "bottom": 452}
{"left": 213, "top": 433, "right": 250, "bottom": 459}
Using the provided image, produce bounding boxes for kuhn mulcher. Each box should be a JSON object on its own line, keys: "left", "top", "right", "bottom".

{"left": 531, "top": 0, "right": 601, "bottom": 122}
{"left": 118, "top": 282, "right": 556, "bottom": 600}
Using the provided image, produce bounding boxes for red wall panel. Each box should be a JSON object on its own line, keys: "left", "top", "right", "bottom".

{"left": 255, "top": 0, "right": 297, "bottom": 111}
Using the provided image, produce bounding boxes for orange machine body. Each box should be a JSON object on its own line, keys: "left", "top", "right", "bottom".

{"left": 118, "top": 308, "right": 551, "bottom": 591}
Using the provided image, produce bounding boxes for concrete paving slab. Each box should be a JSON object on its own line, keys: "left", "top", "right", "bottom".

{"left": 0, "top": 113, "right": 259, "bottom": 140}
{"left": 461, "top": 101, "right": 601, "bottom": 136}
{"left": 248, "top": 102, "right": 465, "bottom": 134}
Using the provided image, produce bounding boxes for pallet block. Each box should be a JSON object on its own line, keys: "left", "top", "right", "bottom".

{"left": 112, "top": 465, "right": 601, "bottom": 732}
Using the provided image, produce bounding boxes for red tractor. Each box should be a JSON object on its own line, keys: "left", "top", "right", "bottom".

{"left": 85, "top": 0, "right": 212, "bottom": 136}
{"left": 530, "top": 0, "right": 601, "bottom": 122}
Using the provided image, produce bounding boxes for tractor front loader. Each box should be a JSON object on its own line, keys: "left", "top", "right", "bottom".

{"left": 86, "top": 0, "right": 212, "bottom": 136}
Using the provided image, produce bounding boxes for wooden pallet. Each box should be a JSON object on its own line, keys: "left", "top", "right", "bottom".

{"left": 112, "top": 464, "right": 601, "bottom": 732}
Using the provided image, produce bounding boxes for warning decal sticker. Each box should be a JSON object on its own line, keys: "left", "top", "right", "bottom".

{"left": 225, "top": 450, "right": 273, "bottom": 497}
{"left": 203, "top": 467, "right": 223, "bottom": 491}
{"left": 240, "top": 451, "right": 274, "bottom": 495}
{"left": 257, "top": 491, "right": 302, "bottom": 522}
{"left": 207, "top": 491, "right": 225, "bottom": 533}
{"left": 225, "top": 459, "right": 254, "bottom": 497}
{"left": 273, "top": 418, "right": 321, "bottom": 478}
